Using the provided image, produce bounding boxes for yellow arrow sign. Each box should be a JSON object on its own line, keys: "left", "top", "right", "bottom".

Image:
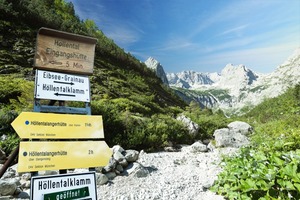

{"left": 11, "top": 112, "right": 104, "bottom": 139}
{"left": 18, "top": 141, "right": 112, "bottom": 172}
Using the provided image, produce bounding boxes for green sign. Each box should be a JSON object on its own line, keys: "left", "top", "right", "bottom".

{"left": 43, "top": 186, "right": 89, "bottom": 200}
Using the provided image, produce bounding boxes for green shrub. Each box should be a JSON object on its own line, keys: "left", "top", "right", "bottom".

{"left": 0, "top": 134, "right": 19, "bottom": 156}
{"left": 121, "top": 113, "right": 191, "bottom": 151}
{"left": 211, "top": 148, "right": 300, "bottom": 199}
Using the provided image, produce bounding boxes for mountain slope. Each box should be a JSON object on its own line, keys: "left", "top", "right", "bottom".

{"left": 0, "top": 0, "right": 187, "bottom": 150}
{"left": 0, "top": 0, "right": 185, "bottom": 111}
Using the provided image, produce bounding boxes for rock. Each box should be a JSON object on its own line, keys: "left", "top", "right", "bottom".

{"left": 105, "top": 172, "right": 117, "bottom": 180}
{"left": 134, "top": 167, "right": 149, "bottom": 178}
{"left": 102, "top": 157, "right": 117, "bottom": 173}
{"left": 202, "top": 179, "right": 215, "bottom": 190}
{"left": 94, "top": 166, "right": 103, "bottom": 173}
{"left": 21, "top": 173, "right": 31, "bottom": 181}
{"left": 116, "top": 164, "right": 124, "bottom": 173}
{"left": 228, "top": 121, "right": 253, "bottom": 136}
{"left": 17, "top": 191, "right": 30, "bottom": 199}
{"left": 207, "top": 141, "right": 215, "bottom": 152}
{"left": 112, "top": 145, "right": 125, "bottom": 154}
{"left": 190, "top": 141, "right": 208, "bottom": 153}
{"left": 176, "top": 114, "right": 199, "bottom": 135}
{"left": 0, "top": 180, "right": 17, "bottom": 196}
{"left": 40, "top": 170, "right": 58, "bottom": 176}
{"left": 20, "top": 174, "right": 31, "bottom": 188}
{"left": 113, "top": 151, "right": 126, "bottom": 163}
{"left": 122, "top": 162, "right": 149, "bottom": 178}
{"left": 124, "top": 150, "right": 139, "bottom": 162}
{"left": 20, "top": 179, "right": 31, "bottom": 188}
{"left": 164, "top": 146, "right": 181, "bottom": 152}
{"left": 118, "top": 159, "right": 128, "bottom": 168}
{"left": 213, "top": 128, "right": 249, "bottom": 148}
{"left": 1, "top": 167, "right": 17, "bottom": 179}
{"left": 96, "top": 173, "right": 109, "bottom": 185}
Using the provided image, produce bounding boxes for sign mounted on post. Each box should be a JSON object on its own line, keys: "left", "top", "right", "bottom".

{"left": 11, "top": 112, "right": 104, "bottom": 139}
{"left": 35, "top": 69, "right": 90, "bottom": 102}
{"left": 30, "top": 172, "right": 97, "bottom": 200}
{"left": 34, "top": 27, "right": 97, "bottom": 75}
{"left": 18, "top": 141, "right": 112, "bottom": 172}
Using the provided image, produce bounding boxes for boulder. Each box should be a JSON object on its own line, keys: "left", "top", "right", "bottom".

{"left": 105, "top": 172, "right": 117, "bottom": 180}
{"left": 17, "top": 191, "right": 30, "bottom": 199}
{"left": 228, "top": 121, "right": 253, "bottom": 136}
{"left": 113, "top": 151, "right": 126, "bottom": 163}
{"left": 96, "top": 173, "right": 109, "bottom": 185}
{"left": 176, "top": 114, "right": 199, "bottom": 135}
{"left": 0, "top": 180, "right": 17, "bottom": 196}
{"left": 190, "top": 141, "right": 208, "bottom": 153}
{"left": 112, "top": 145, "right": 125, "bottom": 154}
{"left": 1, "top": 167, "right": 17, "bottom": 179}
{"left": 122, "top": 162, "right": 149, "bottom": 178}
{"left": 124, "top": 150, "right": 139, "bottom": 162}
{"left": 102, "top": 157, "right": 118, "bottom": 173}
{"left": 213, "top": 128, "right": 249, "bottom": 148}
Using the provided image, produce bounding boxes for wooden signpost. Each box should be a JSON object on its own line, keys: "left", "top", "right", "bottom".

{"left": 7, "top": 27, "right": 112, "bottom": 199}
{"left": 34, "top": 28, "right": 97, "bottom": 75}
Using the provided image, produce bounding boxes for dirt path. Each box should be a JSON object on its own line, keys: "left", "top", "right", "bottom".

{"left": 97, "top": 146, "right": 237, "bottom": 200}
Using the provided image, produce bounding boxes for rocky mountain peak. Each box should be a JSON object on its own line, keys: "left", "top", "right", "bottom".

{"left": 145, "top": 57, "right": 169, "bottom": 86}
{"left": 216, "top": 63, "right": 258, "bottom": 91}
{"left": 221, "top": 64, "right": 247, "bottom": 75}
{"left": 145, "top": 57, "right": 160, "bottom": 69}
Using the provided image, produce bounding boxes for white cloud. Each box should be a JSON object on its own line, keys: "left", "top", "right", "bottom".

{"left": 197, "top": 42, "right": 300, "bottom": 73}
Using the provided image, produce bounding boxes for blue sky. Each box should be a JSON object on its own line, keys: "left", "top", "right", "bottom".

{"left": 68, "top": 0, "right": 300, "bottom": 74}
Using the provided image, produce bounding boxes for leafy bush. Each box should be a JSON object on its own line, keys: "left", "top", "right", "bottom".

{"left": 0, "top": 134, "right": 19, "bottom": 156}
{"left": 211, "top": 148, "right": 300, "bottom": 199}
{"left": 0, "top": 109, "right": 18, "bottom": 135}
{"left": 123, "top": 113, "right": 191, "bottom": 151}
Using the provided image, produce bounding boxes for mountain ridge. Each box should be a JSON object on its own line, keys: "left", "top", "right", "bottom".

{"left": 146, "top": 48, "right": 300, "bottom": 114}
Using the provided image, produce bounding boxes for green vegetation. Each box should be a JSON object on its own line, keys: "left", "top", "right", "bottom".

{"left": 184, "top": 101, "right": 231, "bottom": 140}
{"left": 212, "top": 84, "right": 300, "bottom": 199}
{"left": 1, "top": 0, "right": 300, "bottom": 198}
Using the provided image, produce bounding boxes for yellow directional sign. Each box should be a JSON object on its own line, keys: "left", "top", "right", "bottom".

{"left": 11, "top": 112, "right": 104, "bottom": 139}
{"left": 18, "top": 141, "right": 112, "bottom": 172}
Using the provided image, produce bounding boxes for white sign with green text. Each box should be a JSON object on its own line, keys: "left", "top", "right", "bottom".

{"left": 30, "top": 172, "right": 97, "bottom": 200}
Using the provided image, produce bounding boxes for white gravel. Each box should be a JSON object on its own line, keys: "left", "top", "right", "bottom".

{"left": 97, "top": 146, "right": 237, "bottom": 200}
